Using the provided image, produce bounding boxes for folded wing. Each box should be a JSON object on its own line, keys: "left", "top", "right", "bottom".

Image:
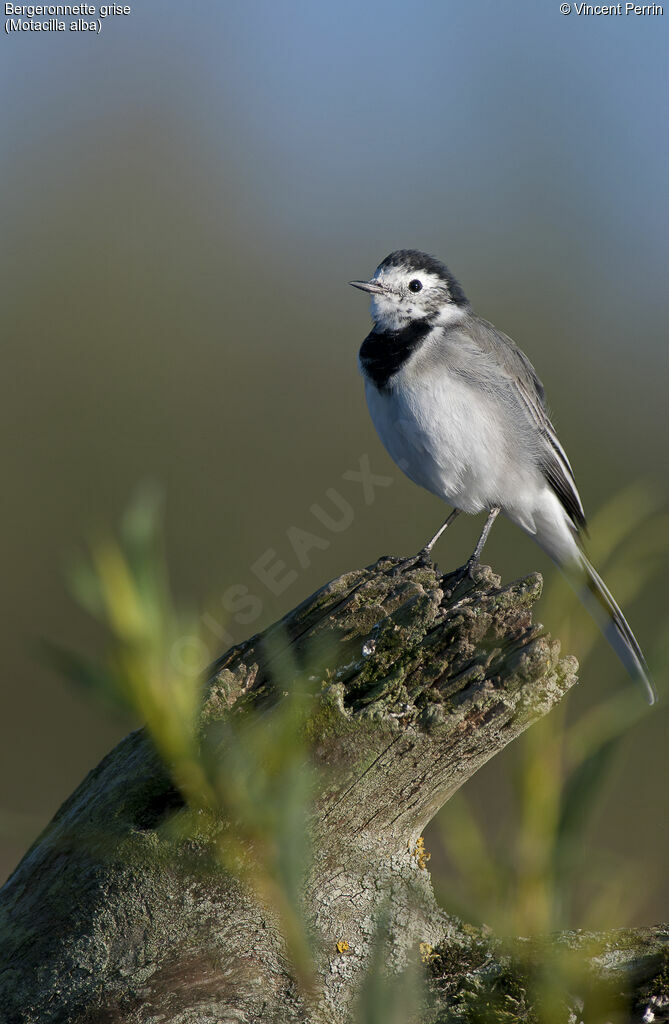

{"left": 462, "top": 315, "right": 587, "bottom": 532}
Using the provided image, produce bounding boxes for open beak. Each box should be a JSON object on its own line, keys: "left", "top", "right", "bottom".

{"left": 349, "top": 279, "right": 385, "bottom": 295}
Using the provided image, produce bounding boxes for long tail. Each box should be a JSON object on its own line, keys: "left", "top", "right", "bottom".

{"left": 512, "top": 495, "right": 656, "bottom": 704}
{"left": 568, "top": 551, "right": 657, "bottom": 705}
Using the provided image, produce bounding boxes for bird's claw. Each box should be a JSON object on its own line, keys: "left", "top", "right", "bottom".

{"left": 463, "top": 556, "right": 480, "bottom": 579}
{"left": 444, "top": 556, "right": 481, "bottom": 589}
{"left": 390, "top": 547, "right": 433, "bottom": 575}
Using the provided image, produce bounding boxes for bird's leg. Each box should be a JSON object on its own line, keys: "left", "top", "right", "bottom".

{"left": 391, "top": 508, "right": 461, "bottom": 575}
{"left": 463, "top": 506, "right": 500, "bottom": 575}
{"left": 418, "top": 508, "right": 460, "bottom": 559}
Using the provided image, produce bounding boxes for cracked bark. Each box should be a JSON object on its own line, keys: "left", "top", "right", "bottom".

{"left": 0, "top": 556, "right": 666, "bottom": 1024}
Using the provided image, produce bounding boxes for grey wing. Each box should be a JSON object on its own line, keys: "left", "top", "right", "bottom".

{"left": 463, "top": 316, "right": 587, "bottom": 531}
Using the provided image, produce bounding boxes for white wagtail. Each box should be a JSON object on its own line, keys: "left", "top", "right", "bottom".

{"left": 351, "top": 249, "right": 656, "bottom": 704}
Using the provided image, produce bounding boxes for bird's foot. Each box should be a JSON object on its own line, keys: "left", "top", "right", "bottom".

{"left": 444, "top": 556, "right": 484, "bottom": 590}
{"left": 462, "top": 555, "right": 481, "bottom": 580}
{"left": 390, "top": 546, "right": 433, "bottom": 575}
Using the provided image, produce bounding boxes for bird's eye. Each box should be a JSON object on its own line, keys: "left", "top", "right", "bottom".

{"left": 408, "top": 279, "right": 423, "bottom": 293}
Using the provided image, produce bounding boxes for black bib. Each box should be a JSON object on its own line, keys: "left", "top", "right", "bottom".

{"left": 359, "top": 320, "right": 431, "bottom": 391}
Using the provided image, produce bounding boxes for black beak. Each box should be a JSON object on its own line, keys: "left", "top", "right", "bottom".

{"left": 349, "top": 279, "right": 385, "bottom": 295}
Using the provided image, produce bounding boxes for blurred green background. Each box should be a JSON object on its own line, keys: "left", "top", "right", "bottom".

{"left": 1, "top": 0, "right": 667, "bottom": 926}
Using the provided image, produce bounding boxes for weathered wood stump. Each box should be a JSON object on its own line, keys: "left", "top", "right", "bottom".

{"left": 0, "top": 556, "right": 666, "bottom": 1023}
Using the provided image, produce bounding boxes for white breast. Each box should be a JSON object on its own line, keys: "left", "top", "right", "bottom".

{"left": 364, "top": 357, "right": 543, "bottom": 518}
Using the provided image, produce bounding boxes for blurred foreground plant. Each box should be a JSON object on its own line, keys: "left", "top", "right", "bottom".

{"left": 56, "top": 486, "right": 212, "bottom": 804}
{"left": 434, "top": 481, "right": 668, "bottom": 934}
{"left": 48, "top": 487, "right": 318, "bottom": 989}
{"left": 49, "top": 487, "right": 427, "bottom": 1019}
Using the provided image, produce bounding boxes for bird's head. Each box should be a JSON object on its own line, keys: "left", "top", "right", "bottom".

{"left": 350, "top": 249, "right": 469, "bottom": 331}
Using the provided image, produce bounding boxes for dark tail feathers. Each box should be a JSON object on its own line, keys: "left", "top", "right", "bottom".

{"left": 575, "top": 552, "right": 656, "bottom": 705}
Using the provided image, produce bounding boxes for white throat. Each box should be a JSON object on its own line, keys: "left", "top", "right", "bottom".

{"left": 370, "top": 295, "right": 410, "bottom": 332}
{"left": 371, "top": 297, "right": 467, "bottom": 333}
